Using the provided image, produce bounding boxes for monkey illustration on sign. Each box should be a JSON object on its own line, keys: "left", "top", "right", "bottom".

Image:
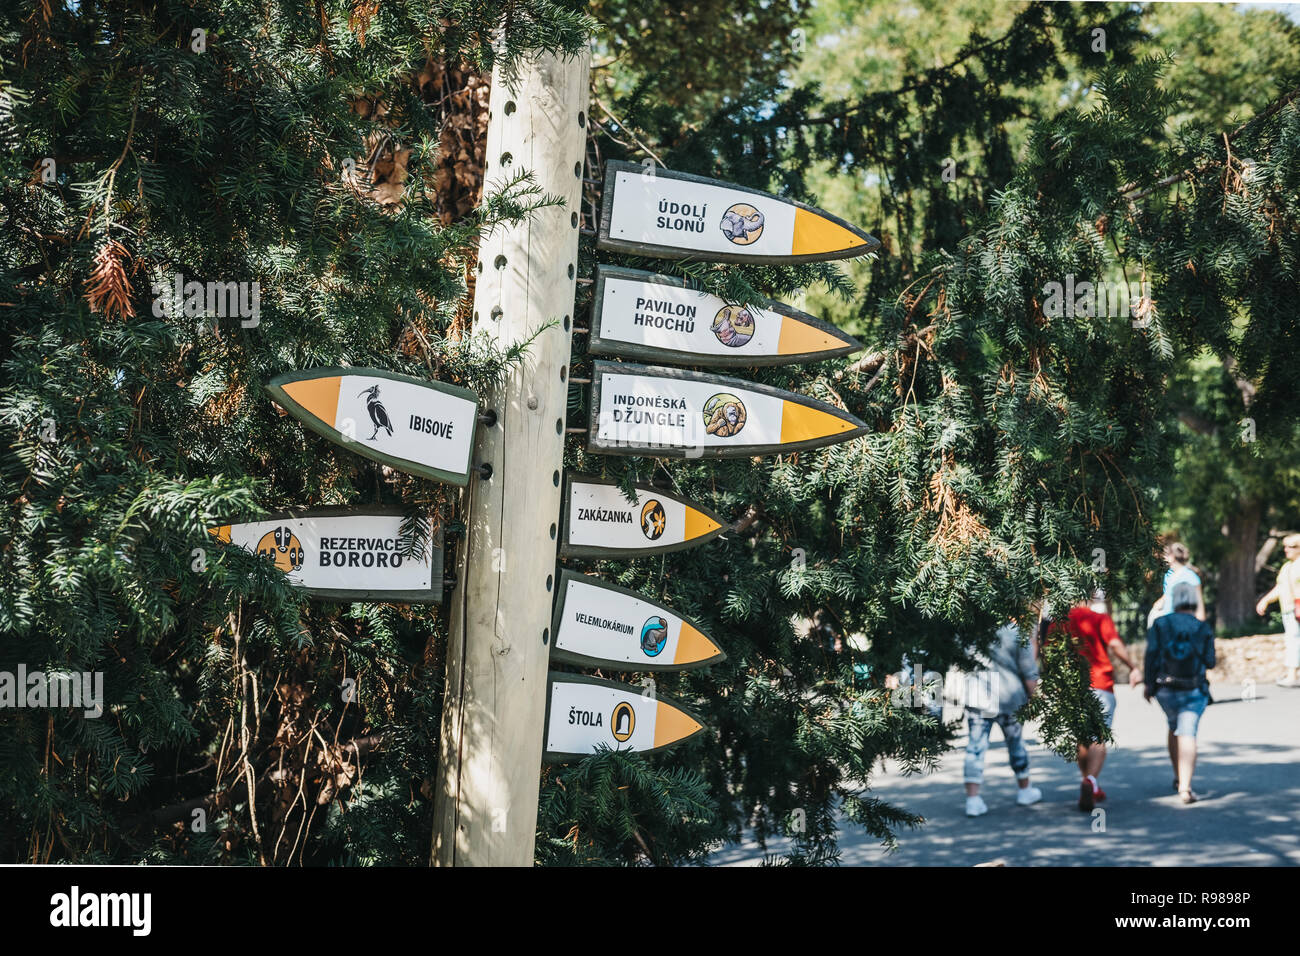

{"left": 703, "top": 393, "right": 747, "bottom": 437}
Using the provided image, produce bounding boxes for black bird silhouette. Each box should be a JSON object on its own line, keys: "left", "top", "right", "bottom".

{"left": 359, "top": 385, "right": 393, "bottom": 440}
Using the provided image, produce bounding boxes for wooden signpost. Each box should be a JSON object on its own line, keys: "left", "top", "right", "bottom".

{"left": 589, "top": 360, "right": 868, "bottom": 458}
{"left": 588, "top": 265, "right": 862, "bottom": 368}
{"left": 597, "top": 160, "right": 880, "bottom": 264}
{"left": 550, "top": 569, "right": 724, "bottom": 671}
{"left": 560, "top": 473, "right": 726, "bottom": 558}
{"left": 543, "top": 673, "right": 704, "bottom": 762}
{"left": 267, "top": 367, "right": 479, "bottom": 486}
{"left": 209, "top": 506, "right": 443, "bottom": 603}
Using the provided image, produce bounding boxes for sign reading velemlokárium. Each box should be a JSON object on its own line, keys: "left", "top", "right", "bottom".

{"left": 551, "top": 570, "right": 724, "bottom": 671}
{"left": 543, "top": 674, "right": 704, "bottom": 763}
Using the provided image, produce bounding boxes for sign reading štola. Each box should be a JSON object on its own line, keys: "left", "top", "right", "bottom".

{"left": 551, "top": 570, "right": 724, "bottom": 671}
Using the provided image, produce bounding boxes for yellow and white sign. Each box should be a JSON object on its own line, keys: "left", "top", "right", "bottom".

{"left": 590, "top": 361, "right": 866, "bottom": 458}
{"left": 267, "top": 368, "right": 478, "bottom": 486}
{"left": 598, "top": 161, "right": 879, "bottom": 264}
{"left": 209, "top": 509, "right": 442, "bottom": 602}
{"left": 562, "top": 475, "right": 725, "bottom": 557}
{"left": 544, "top": 676, "right": 704, "bottom": 762}
{"left": 551, "top": 571, "right": 724, "bottom": 671}
{"left": 590, "top": 266, "right": 861, "bottom": 367}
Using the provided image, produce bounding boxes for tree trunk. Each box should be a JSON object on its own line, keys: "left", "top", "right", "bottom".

{"left": 1217, "top": 499, "right": 1262, "bottom": 632}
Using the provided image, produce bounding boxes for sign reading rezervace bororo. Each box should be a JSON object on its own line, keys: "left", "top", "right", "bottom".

{"left": 588, "top": 265, "right": 862, "bottom": 368}
{"left": 560, "top": 474, "right": 726, "bottom": 559}
{"left": 597, "top": 160, "right": 880, "bottom": 265}
{"left": 551, "top": 570, "right": 725, "bottom": 672}
{"left": 543, "top": 674, "right": 704, "bottom": 763}
{"left": 589, "top": 361, "right": 867, "bottom": 458}
{"left": 209, "top": 507, "right": 443, "bottom": 603}
{"left": 267, "top": 368, "right": 479, "bottom": 486}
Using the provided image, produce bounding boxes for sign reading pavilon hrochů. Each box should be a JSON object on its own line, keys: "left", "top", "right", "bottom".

{"left": 543, "top": 673, "right": 704, "bottom": 763}
{"left": 551, "top": 570, "right": 724, "bottom": 672}
{"left": 588, "top": 265, "right": 862, "bottom": 368}
{"left": 597, "top": 160, "right": 880, "bottom": 265}
{"left": 267, "top": 367, "right": 479, "bottom": 486}
{"left": 560, "top": 474, "right": 726, "bottom": 558}
{"left": 589, "top": 360, "right": 867, "bottom": 459}
{"left": 208, "top": 507, "right": 443, "bottom": 603}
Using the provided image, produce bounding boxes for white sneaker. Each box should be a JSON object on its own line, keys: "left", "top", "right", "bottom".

{"left": 1016, "top": 785, "right": 1042, "bottom": 806}
{"left": 965, "top": 795, "right": 988, "bottom": 817}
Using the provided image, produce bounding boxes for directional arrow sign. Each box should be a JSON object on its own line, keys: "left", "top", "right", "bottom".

{"left": 589, "top": 265, "right": 862, "bottom": 368}
{"left": 208, "top": 507, "right": 443, "bottom": 603}
{"left": 597, "top": 160, "right": 880, "bottom": 264}
{"left": 543, "top": 674, "right": 704, "bottom": 763}
{"left": 267, "top": 368, "right": 479, "bottom": 486}
{"left": 589, "top": 361, "right": 868, "bottom": 458}
{"left": 551, "top": 570, "right": 724, "bottom": 672}
{"left": 561, "top": 474, "right": 725, "bottom": 558}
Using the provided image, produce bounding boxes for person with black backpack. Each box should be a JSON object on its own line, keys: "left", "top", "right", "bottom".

{"left": 1143, "top": 582, "right": 1216, "bottom": 804}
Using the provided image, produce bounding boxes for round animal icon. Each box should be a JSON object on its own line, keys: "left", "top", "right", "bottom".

{"left": 720, "top": 203, "right": 765, "bottom": 245}
{"left": 703, "top": 393, "right": 747, "bottom": 438}
{"left": 640, "top": 499, "right": 666, "bottom": 540}
{"left": 640, "top": 616, "right": 669, "bottom": 657}
{"left": 256, "top": 526, "right": 305, "bottom": 573}
{"left": 712, "top": 304, "right": 756, "bottom": 348}
{"left": 611, "top": 701, "right": 636, "bottom": 742}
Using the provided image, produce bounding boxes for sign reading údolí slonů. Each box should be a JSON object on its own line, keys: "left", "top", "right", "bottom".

{"left": 560, "top": 474, "right": 726, "bottom": 558}
{"left": 597, "top": 161, "right": 880, "bottom": 265}
{"left": 588, "top": 266, "right": 862, "bottom": 368}
{"left": 543, "top": 674, "right": 704, "bottom": 763}
{"left": 550, "top": 570, "right": 724, "bottom": 672}
{"left": 208, "top": 508, "right": 443, "bottom": 603}
{"left": 267, "top": 367, "right": 479, "bottom": 486}
{"left": 589, "top": 361, "right": 867, "bottom": 458}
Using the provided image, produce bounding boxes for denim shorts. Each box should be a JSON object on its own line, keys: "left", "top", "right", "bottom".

{"left": 1092, "top": 688, "right": 1116, "bottom": 729}
{"left": 1156, "top": 686, "right": 1209, "bottom": 737}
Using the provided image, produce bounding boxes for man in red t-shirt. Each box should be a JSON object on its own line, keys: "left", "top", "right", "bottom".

{"left": 1054, "top": 594, "right": 1142, "bottom": 811}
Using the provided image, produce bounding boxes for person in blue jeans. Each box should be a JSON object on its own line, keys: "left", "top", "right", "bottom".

{"left": 962, "top": 621, "right": 1043, "bottom": 817}
{"left": 1144, "top": 582, "right": 1216, "bottom": 804}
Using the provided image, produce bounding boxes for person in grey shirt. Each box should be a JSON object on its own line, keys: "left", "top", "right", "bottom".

{"left": 961, "top": 621, "right": 1042, "bottom": 817}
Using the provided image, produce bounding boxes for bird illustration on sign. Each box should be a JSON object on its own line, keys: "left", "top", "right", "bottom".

{"left": 359, "top": 385, "right": 393, "bottom": 440}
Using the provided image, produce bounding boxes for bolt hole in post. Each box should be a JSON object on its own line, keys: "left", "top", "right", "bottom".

{"left": 490, "top": 306, "right": 503, "bottom": 321}
{"left": 549, "top": 523, "right": 556, "bottom": 540}
{"left": 504, "top": 100, "right": 516, "bottom": 115}
{"left": 552, "top": 470, "right": 559, "bottom": 486}
{"left": 494, "top": 254, "right": 507, "bottom": 270}
{"left": 555, "top": 419, "right": 563, "bottom": 435}
{"left": 571, "top": 212, "right": 578, "bottom": 228}
{"left": 567, "top": 264, "right": 574, "bottom": 279}
{"left": 500, "top": 152, "right": 513, "bottom": 167}
{"left": 546, "top": 574, "right": 553, "bottom": 591}
{"left": 577, "top": 110, "right": 585, "bottom": 128}
{"left": 563, "top": 314, "right": 571, "bottom": 331}
{"left": 542, "top": 628, "right": 549, "bottom": 646}
{"left": 574, "top": 161, "right": 581, "bottom": 177}
{"left": 560, "top": 366, "right": 567, "bottom": 382}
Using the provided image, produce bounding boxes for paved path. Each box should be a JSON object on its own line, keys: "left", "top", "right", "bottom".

{"left": 710, "top": 682, "right": 1300, "bottom": 866}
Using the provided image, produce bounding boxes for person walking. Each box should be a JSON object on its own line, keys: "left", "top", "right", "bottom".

{"left": 1255, "top": 533, "right": 1300, "bottom": 688}
{"left": 962, "top": 621, "right": 1043, "bottom": 817}
{"left": 1055, "top": 593, "right": 1142, "bottom": 812}
{"left": 1144, "top": 582, "right": 1216, "bottom": 804}
{"left": 1148, "top": 542, "right": 1206, "bottom": 624}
